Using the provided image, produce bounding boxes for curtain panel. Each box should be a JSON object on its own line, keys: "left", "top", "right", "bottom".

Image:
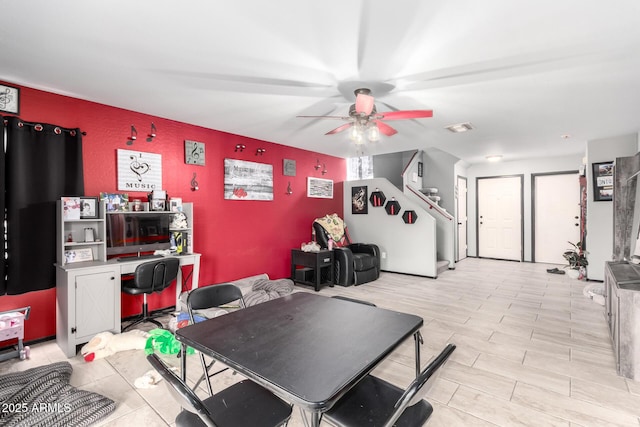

{"left": 1, "top": 116, "right": 84, "bottom": 295}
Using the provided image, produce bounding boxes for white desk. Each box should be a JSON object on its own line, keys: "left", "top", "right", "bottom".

{"left": 55, "top": 253, "right": 201, "bottom": 357}
{"left": 108, "top": 253, "right": 201, "bottom": 309}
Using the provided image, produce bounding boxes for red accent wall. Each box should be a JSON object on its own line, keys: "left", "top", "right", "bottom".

{"left": 0, "top": 82, "right": 345, "bottom": 342}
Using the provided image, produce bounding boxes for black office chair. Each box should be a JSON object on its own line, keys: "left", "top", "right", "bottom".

{"left": 187, "top": 284, "right": 246, "bottom": 396}
{"left": 146, "top": 353, "right": 292, "bottom": 427}
{"left": 323, "top": 343, "right": 456, "bottom": 427}
{"left": 121, "top": 258, "right": 180, "bottom": 331}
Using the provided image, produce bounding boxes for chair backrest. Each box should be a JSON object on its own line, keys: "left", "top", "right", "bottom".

{"left": 384, "top": 343, "right": 456, "bottom": 427}
{"left": 133, "top": 257, "right": 180, "bottom": 293}
{"left": 313, "top": 214, "right": 352, "bottom": 248}
{"left": 187, "top": 283, "right": 245, "bottom": 322}
{"left": 146, "top": 353, "right": 217, "bottom": 427}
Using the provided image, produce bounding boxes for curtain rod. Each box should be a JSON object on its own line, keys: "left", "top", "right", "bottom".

{"left": 2, "top": 118, "right": 87, "bottom": 136}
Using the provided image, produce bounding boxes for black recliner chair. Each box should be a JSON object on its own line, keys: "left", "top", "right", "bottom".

{"left": 313, "top": 216, "right": 380, "bottom": 287}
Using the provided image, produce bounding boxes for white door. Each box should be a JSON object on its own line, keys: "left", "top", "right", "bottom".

{"left": 533, "top": 173, "right": 580, "bottom": 264}
{"left": 457, "top": 176, "right": 468, "bottom": 261}
{"left": 478, "top": 176, "right": 522, "bottom": 261}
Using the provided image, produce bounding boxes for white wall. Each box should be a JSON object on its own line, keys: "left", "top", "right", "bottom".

{"left": 422, "top": 148, "right": 460, "bottom": 214}
{"left": 586, "top": 133, "right": 638, "bottom": 280}
{"left": 466, "top": 154, "right": 583, "bottom": 261}
{"left": 344, "top": 178, "right": 438, "bottom": 277}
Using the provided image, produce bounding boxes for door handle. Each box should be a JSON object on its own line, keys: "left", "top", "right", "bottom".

{"left": 575, "top": 223, "right": 579, "bottom": 226}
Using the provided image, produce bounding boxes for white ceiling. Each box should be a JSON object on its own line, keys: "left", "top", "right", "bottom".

{"left": 2, "top": 0, "right": 640, "bottom": 163}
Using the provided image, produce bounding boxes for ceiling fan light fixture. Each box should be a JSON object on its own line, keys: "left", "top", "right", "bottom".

{"left": 349, "top": 125, "right": 361, "bottom": 141}
{"left": 367, "top": 124, "right": 380, "bottom": 142}
{"left": 445, "top": 122, "right": 473, "bottom": 133}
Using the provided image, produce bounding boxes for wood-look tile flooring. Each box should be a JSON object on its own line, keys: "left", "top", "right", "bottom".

{"left": 2, "top": 258, "right": 640, "bottom": 426}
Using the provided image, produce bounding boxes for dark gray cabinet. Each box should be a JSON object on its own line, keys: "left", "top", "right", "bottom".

{"left": 604, "top": 261, "right": 640, "bottom": 380}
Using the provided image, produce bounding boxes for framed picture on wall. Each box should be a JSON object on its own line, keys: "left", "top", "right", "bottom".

{"left": 307, "top": 177, "right": 333, "bottom": 199}
{"left": 0, "top": 83, "right": 20, "bottom": 114}
{"left": 592, "top": 161, "right": 614, "bottom": 202}
{"left": 351, "top": 186, "right": 368, "bottom": 214}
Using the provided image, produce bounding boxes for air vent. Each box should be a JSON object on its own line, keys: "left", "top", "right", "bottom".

{"left": 445, "top": 122, "right": 473, "bottom": 133}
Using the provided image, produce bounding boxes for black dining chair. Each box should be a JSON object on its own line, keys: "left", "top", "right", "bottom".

{"left": 146, "top": 353, "right": 292, "bottom": 427}
{"left": 322, "top": 343, "right": 456, "bottom": 427}
{"left": 187, "top": 284, "right": 246, "bottom": 396}
{"left": 121, "top": 257, "right": 180, "bottom": 331}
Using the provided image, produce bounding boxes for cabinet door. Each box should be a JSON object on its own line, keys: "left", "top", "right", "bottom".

{"left": 75, "top": 271, "right": 117, "bottom": 338}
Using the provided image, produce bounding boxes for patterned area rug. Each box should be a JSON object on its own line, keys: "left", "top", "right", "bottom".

{"left": 0, "top": 361, "right": 115, "bottom": 426}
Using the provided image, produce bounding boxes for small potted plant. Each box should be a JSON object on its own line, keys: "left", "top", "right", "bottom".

{"left": 563, "top": 241, "right": 588, "bottom": 279}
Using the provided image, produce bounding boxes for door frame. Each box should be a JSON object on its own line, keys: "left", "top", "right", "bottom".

{"left": 476, "top": 174, "right": 525, "bottom": 262}
{"left": 531, "top": 170, "right": 579, "bottom": 263}
{"left": 456, "top": 175, "right": 468, "bottom": 262}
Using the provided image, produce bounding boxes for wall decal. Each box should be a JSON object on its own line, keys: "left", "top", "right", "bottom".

{"left": 224, "top": 158, "right": 273, "bottom": 200}
{"left": 117, "top": 149, "right": 162, "bottom": 191}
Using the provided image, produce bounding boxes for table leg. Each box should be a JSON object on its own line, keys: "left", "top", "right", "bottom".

{"left": 414, "top": 331, "right": 423, "bottom": 377}
{"left": 176, "top": 268, "right": 184, "bottom": 311}
{"left": 180, "top": 343, "right": 187, "bottom": 382}
{"left": 299, "top": 408, "right": 322, "bottom": 427}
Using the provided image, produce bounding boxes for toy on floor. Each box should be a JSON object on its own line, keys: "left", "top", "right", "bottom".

{"left": 0, "top": 306, "right": 31, "bottom": 362}
{"left": 144, "top": 328, "right": 194, "bottom": 356}
{"left": 81, "top": 329, "right": 149, "bottom": 362}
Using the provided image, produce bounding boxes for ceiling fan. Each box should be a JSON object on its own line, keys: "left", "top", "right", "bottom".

{"left": 297, "top": 88, "right": 433, "bottom": 143}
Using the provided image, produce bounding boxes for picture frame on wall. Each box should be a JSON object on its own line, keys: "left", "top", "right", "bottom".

{"left": 351, "top": 186, "right": 368, "bottom": 214}
{"left": 80, "top": 196, "right": 99, "bottom": 219}
{"left": 592, "top": 161, "right": 614, "bottom": 202}
{"left": 307, "top": 177, "right": 333, "bottom": 199}
{"left": 0, "top": 83, "right": 20, "bottom": 114}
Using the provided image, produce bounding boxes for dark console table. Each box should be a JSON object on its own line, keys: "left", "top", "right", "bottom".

{"left": 291, "top": 249, "right": 334, "bottom": 291}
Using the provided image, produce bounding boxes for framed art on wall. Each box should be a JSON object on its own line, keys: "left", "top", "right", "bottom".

{"left": 0, "top": 83, "right": 20, "bottom": 114}
{"left": 592, "top": 161, "right": 614, "bottom": 202}
{"left": 307, "top": 177, "right": 333, "bottom": 199}
{"left": 224, "top": 159, "right": 274, "bottom": 200}
{"left": 351, "top": 186, "right": 368, "bottom": 214}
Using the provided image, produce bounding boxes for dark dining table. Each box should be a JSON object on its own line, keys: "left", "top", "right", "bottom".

{"left": 175, "top": 292, "right": 424, "bottom": 426}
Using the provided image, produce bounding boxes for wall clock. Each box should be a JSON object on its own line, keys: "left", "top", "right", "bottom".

{"left": 184, "top": 140, "right": 205, "bottom": 166}
{"left": 0, "top": 84, "right": 20, "bottom": 114}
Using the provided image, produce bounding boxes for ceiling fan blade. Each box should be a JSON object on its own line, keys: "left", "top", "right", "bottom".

{"left": 326, "top": 123, "right": 354, "bottom": 135}
{"left": 378, "top": 110, "right": 433, "bottom": 120}
{"left": 374, "top": 120, "right": 397, "bottom": 136}
{"left": 297, "top": 115, "right": 351, "bottom": 121}
{"left": 355, "top": 93, "right": 374, "bottom": 115}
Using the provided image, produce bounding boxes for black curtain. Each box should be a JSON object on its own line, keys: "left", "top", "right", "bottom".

{"left": 1, "top": 116, "right": 84, "bottom": 295}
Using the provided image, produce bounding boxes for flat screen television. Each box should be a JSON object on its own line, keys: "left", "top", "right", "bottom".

{"left": 106, "top": 212, "right": 172, "bottom": 256}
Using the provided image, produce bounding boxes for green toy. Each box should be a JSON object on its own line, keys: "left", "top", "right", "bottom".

{"left": 144, "top": 328, "right": 194, "bottom": 355}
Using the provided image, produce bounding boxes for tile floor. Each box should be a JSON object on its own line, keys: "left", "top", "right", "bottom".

{"left": 2, "top": 258, "right": 640, "bottom": 426}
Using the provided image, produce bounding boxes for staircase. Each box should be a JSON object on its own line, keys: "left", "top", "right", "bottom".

{"left": 437, "top": 260, "right": 450, "bottom": 275}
